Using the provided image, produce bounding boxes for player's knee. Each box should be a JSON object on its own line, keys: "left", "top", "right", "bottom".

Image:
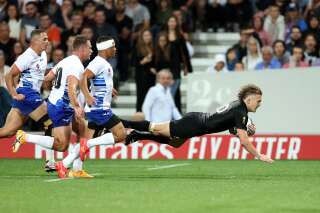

{"left": 53, "top": 138, "right": 69, "bottom": 152}
{"left": 116, "top": 132, "right": 127, "bottom": 143}
{"left": 113, "top": 131, "right": 126, "bottom": 143}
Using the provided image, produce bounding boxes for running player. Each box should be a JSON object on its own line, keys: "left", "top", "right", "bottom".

{"left": 124, "top": 84, "right": 274, "bottom": 163}
{"left": 54, "top": 36, "right": 127, "bottom": 178}
{"left": 13, "top": 35, "right": 94, "bottom": 175}
{"left": 1, "top": 29, "right": 56, "bottom": 170}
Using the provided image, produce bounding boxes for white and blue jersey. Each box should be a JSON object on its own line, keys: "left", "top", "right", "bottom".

{"left": 11, "top": 48, "right": 47, "bottom": 116}
{"left": 85, "top": 56, "right": 114, "bottom": 126}
{"left": 47, "top": 55, "right": 84, "bottom": 127}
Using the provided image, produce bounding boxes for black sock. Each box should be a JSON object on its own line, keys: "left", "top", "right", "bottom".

{"left": 121, "top": 119, "right": 150, "bottom": 131}
{"left": 133, "top": 130, "right": 171, "bottom": 145}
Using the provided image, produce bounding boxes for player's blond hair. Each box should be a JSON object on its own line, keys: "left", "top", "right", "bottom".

{"left": 238, "top": 84, "right": 262, "bottom": 100}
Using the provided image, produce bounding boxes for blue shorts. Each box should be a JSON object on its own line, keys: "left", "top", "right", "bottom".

{"left": 48, "top": 100, "right": 74, "bottom": 128}
{"left": 86, "top": 109, "right": 113, "bottom": 126}
{"left": 11, "top": 87, "right": 43, "bottom": 116}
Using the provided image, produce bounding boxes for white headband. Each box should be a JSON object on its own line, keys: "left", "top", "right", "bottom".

{"left": 96, "top": 39, "right": 115, "bottom": 50}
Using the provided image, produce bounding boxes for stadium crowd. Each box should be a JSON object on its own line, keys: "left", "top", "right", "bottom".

{"left": 0, "top": 0, "right": 320, "bottom": 127}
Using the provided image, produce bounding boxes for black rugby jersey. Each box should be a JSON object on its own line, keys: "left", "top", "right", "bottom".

{"left": 203, "top": 100, "right": 248, "bottom": 134}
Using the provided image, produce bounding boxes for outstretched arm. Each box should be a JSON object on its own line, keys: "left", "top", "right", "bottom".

{"left": 237, "top": 129, "right": 274, "bottom": 163}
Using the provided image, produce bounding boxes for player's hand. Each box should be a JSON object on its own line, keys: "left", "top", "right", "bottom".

{"left": 86, "top": 95, "right": 96, "bottom": 106}
{"left": 13, "top": 94, "right": 25, "bottom": 101}
{"left": 112, "top": 88, "right": 118, "bottom": 98}
{"left": 259, "top": 154, "right": 274, "bottom": 164}
{"left": 74, "top": 106, "right": 84, "bottom": 119}
{"left": 247, "top": 124, "right": 256, "bottom": 136}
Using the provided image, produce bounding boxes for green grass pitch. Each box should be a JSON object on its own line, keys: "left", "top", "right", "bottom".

{"left": 0, "top": 159, "right": 319, "bottom": 213}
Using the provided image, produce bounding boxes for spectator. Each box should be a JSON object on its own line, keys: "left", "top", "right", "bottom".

{"left": 0, "top": 50, "right": 9, "bottom": 89}
{"left": 131, "top": 29, "right": 155, "bottom": 112}
{"left": 263, "top": 5, "right": 285, "bottom": 43}
{"left": 207, "top": 0, "right": 226, "bottom": 32}
{"left": 303, "top": 33, "right": 319, "bottom": 66}
{"left": 45, "top": 41, "right": 53, "bottom": 64}
{"left": 155, "top": 0, "right": 172, "bottom": 27}
{"left": 65, "top": 35, "right": 75, "bottom": 56}
{"left": 11, "top": 41, "right": 24, "bottom": 62}
{"left": 303, "top": 0, "right": 320, "bottom": 19}
{"left": 304, "top": 15, "right": 320, "bottom": 43}
{"left": 152, "top": 31, "right": 170, "bottom": 73}
{"left": 224, "top": 0, "right": 253, "bottom": 31}
{"left": 47, "top": 47, "right": 64, "bottom": 69}
{"left": 82, "top": 0, "right": 96, "bottom": 26}
{"left": 165, "top": 15, "right": 192, "bottom": 111}
{"left": 93, "top": 8, "right": 118, "bottom": 69}
{"left": 93, "top": 8, "right": 117, "bottom": 39}
{"left": 0, "top": 0, "right": 7, "bottom": 21}
{"left": 206, "top": 54, "right": 227, "bottom": 73}
{"left": 232, "top": 28, "right": 250, "bottom": 61}
{"left": 253, "top": 14, "right": 272, "bottom": 46}
{"left": 272, "top": 39, "right": 290, "bottom": 66}
{"left": 125, "top": 0, "right": 150, "bottom": 31}
{"left": 5, "top": 4, "right": 21, "bottom": 40}
{"left": 81, "top": 25, "right": 97, "bottom": 59}
{"left": 255, "top": 46, "right": 281, "bottom": 70}
{"left": 20, "top": 1, "right": 39, "bottom": 46}
{"left": 172, "top": 9, "right": 191, "bottom": 40}
{"left": 61, "top": 11, "right": 83, "bottom": 51}
{"left": 109, "top": 0, "right": 133, "bottom": 82}
{"left": 285, "top": 3, "right": 307, "bottom": 42}
{"left": 192, "top": 0, "right": 209, "bottom": 32}
{"left": 286, "top": 25, "right": 303, "bottom": 52}
{"left": 42, "top": 0, "right": 64, "bottom": 29}
{"left": 103, "top": 0, "right": 116, "bottom": 20}
{"left": 60, "top": 0, "right": 74, "bottom": 30}
{"left": 274, "top": 0, "right": 287, "bottom": 14}
{"left": 39, "top": 13, "right": 61, "bottom": 48}
{"left": 0, "top": 22, "right": 16, "bottom": 66}
{"left": 142, "top": 70, "right": 181, "bottom": 122}
{"left": 225, "top": 47, "right": 238, "bottom": 71}
{"left": 234, "top": 62, "right": 245, "bottom": 71}
{"left": 283, "top": 46, "right": 309, "bottom": 68}
{"left": 139, "top": 0, "right": 157, "bottom": 25}
{"left": 242, "top": 36, "right": 262, "bottom": 70}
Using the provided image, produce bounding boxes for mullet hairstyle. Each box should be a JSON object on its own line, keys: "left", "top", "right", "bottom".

{"left": 238, "top": 84, "right": 262, "bottom": 100}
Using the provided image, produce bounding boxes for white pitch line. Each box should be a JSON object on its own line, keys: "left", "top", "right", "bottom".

{"left": 44, "top": 177, "right": 74, "bottom": 182}
{"left": 44, "top": 173, "right": 103, "bottom": 182}
{"left": 147, "top": 163, "right": 191, "bottom": 171}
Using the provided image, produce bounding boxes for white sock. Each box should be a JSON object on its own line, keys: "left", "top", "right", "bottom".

{"left": 62, "top": 143, "right": 80, "bottom": 168}
{"left": 87, "top": 133, "right": 115, "bottom": 148}
{"left": 25, "top": 134, "right": 54, "bottom": 149}
{"left": 72, "top": 157, "right": 83, "bottom": 171}
{"left": 45, "top": 148, "right": 55, "bottom": 162}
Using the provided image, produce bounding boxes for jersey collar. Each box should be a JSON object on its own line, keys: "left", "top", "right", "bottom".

{"left": 241, "top": 100, "right": 248, "bottom": 113}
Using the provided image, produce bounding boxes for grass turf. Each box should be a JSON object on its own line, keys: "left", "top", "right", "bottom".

{"left": 0, "top": 160, "right": 319, "bottom": 213}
